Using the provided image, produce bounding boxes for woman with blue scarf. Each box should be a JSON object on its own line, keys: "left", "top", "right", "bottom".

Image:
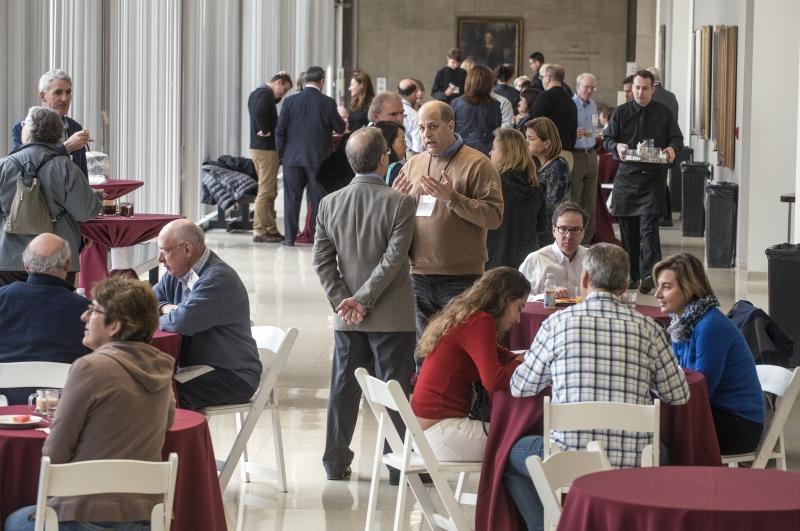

{"left": 654, "top": 253, "right": 764, "bottom": 454}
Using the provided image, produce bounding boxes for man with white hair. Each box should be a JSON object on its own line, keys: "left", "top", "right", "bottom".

{"left": 0, "top": 233, "right": 91, "bottom": 405}
{"left": 11, "top": 69, "right": 90, "bottom": 176}
{"left": 153, "top": 219, "right": 262, "bottom": 410}
{"left": 571, "top": 72, "right": 600, "bottom": 242}
{"left": 367, "top": 92, "right": 405, "bottom": 125}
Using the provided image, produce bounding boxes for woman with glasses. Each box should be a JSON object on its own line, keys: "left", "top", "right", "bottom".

{"left": 451, "top": 65, "right": 502, "bottom": 155}
{"left": 411, "top": 267, "right": 528, "bottom": 461}
{"left": 654, "top": 253, "right": 764, "bottom": 454}
{"left": 5, "top": 277, "right": 175, "bottom": 531}
{"left": 346, "top": 72, "right": 375, "bottom": 132}
{"left": 371, "top": 121, "right": 406, "bottom": 187}
{"left": 487, "top": 128, "right": 547, "bottom": 269}
{"left": 524, "top": 117, "right": 571, "bottom": 246}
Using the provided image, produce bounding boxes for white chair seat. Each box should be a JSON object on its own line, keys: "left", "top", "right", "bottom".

{"left": 202, "top": 326, "right": 298, "bottom": 492}
{"left": 382, "top": 452, "right": 482, "bottom": 474}
{"left": 0, "top": 362, "right": 72, "bottom": 407}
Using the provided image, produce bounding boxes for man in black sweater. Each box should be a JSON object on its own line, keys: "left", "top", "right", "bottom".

{"left": 530, "top": 64, "right": 578, "bottom": 151}
{"left": 248, "top": 71, "right": 293, "bottom": 243}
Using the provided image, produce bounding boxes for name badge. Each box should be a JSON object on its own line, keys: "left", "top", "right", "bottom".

{"left": 416, "top": 194, "right": 437, "bottom": 217}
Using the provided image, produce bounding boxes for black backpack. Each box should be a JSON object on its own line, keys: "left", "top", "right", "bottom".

{"left": 0, "top": 143, "right": 67, "bottom": 235}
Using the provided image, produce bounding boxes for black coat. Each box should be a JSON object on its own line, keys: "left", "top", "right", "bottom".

{"left": 530, "top": 86, "right": 578, "bottom": 150}
{"left": 486, "top": 169, "right": 547, "bottom": 269}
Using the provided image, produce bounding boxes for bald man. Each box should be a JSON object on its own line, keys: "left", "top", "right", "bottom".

{"left": 153, "top": 219, "right": 262, "bottom": 410}
{"left": 393, "top": 100, "right": 503, "bottom": 370}
{"left": 398, "top": 79, "right": 424, "bottom": 154}
{"left": 0, "top": 233, "right": 90, "bottom": 405}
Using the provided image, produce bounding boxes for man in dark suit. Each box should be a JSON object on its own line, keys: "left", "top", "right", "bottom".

{"left": 276, "top": 66, "right": 346, "bottom": 246}
{"left": 11, "top": 69, "right": 90, "bottom": 176}
{"left": 313, "top": 127, "right": 416, "bottom": 483}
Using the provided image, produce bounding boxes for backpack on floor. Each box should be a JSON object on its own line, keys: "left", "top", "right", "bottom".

{"left": 0, "top": 144, "right": 67, "bottom": 235}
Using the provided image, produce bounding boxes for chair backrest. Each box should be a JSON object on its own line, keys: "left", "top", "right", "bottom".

{"left": 354, "top": 367, "right": 441, "bottom": 466}
{"left": 752, "top": 366, "right": 800, "bottom": 468}
{"left": 250, "top": 326, "right": 298, "bottom": 406}
{"left": 34, "top": 453, "right": 179, "bottom": 531}
{"left": 525, "top": 441, "right": 611, "bottom": 529}
{"left": 0, "top": 361, "right": 71, "bottom": 388}
{"left": 543, "top": 396, "right": 661, "bottom": 466}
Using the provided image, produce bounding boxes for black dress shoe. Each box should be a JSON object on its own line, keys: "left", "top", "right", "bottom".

{"left": 628, "top": 279, "right": 640, "bottom": 290}
{"left": 253, "top": 232, "right": 283, "bottom": 243}
{"left": 639, "top": 276, "right": 655, "bottom": 294}
{"left": 326, "top": 466, "right": 351, "bottom": 481}
{"left": 388, "top": 468, "right": 432, "bottom": 486}
{"left": 281, "top": 240, "right": 295, "bottom": 247}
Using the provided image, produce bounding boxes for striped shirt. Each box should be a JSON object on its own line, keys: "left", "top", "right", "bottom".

{"left": 510, "top": 291, "right": 690, "bottom": 467}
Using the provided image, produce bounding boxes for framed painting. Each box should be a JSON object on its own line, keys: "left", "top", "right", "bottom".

{"left": 457, "top": 17, "right": 523, "bottom": 74}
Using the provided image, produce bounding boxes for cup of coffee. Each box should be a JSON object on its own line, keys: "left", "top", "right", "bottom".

{"left": 45, "top": 389, "right": 61, "bottom": 422}
{"left": 120, "top": 202, "right": 134, "bottom": 217}
{"left": 28, "top": 389, "right": 59, "bottom": 415}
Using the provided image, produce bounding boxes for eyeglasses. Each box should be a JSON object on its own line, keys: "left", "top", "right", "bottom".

{"left": 158, "top": 241, "right": 188, "bottom": 255}
{"left": 554, "top": 226, "right": 584, "bottom": 235}
{"left": 84, "top": 304, "right": 106, "bottom": 316}
{"left": 580, "top": 84, "right": 598, "bottom": 91}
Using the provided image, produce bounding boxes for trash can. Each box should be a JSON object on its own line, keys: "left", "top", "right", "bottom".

{"left": 681, "top": 161, "right": 712, "bottom": 237}
{"left": 670, "top": 147, "right": 694, "bottom": 212}
{"left": 765, "top": 244, "right": 800, "bottom": 342}
{"left": 705, "top": 182, "right": 738, "bottom": 268}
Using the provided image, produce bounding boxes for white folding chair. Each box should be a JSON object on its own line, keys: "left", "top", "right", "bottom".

{"left": 525, "top": 441, "right": 611, "bottom": 531}
{"left": 203, "top": 326, "right": 298, "bottom": 492}
{"left": 0, "top": 362, "right": 72, "bottom": 406}
{"left": 355, "top": 367, "right": 481, "bottom": 531}
{"left": 34, "top": 453, "right": 179, "bottom": 531}
{"left": 543, "top": 396, "right": 661, "bottom": 467}
{"left": 722, "top": 366, "right": 800, "bottom": 470}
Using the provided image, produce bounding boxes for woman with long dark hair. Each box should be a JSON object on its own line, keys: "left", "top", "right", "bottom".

{"left": 451, "top": 65, "right": 502, "bottom": 155}
{"left": 487, "top": 128, "right": 547, "bottom": 269}
{"left": 525, "top": 117, "right": 571, "bottom": 245}
{"left": 411, "top": 267, "right": 529, "bottom": 461}
{"left": 347, "top": 72, "right": 375, "bottom": 131}
{"left": 654, "top": 253, "right": 764, "bottom": 454}
{"left": 372, "top": 120, "right": 406, "bottom": 186}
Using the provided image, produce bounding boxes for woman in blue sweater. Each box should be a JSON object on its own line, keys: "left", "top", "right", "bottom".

{"left": 654, "top": 253, "right": 764, "bottom": 454}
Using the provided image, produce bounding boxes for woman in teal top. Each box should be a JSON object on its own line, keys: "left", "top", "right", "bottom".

{"left": 654, "top": 253, "right": 764, "bottom": 454}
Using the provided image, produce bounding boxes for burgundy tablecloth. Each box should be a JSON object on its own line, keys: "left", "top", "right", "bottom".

{"left": 507, "top": 302, "right": 670, "bottom": 351}
{"left": 152, "top": 329, "right": 182, "bottom": 362}
{"left": 79, "top": 213, "right": 182, "bottom": 297}
{"left": 591, "top": 176, "right": 621, "bottom": 246}
{"left": 474, "top": 369, "right": 721, "bottom": 531}
{"left": 89, "top": 179, "right": 144, "bottom": 200}
{"left": 557, "top": 467, "right": 800, "bottom": 531}
{"left": 0, "top": 406, "right": 226, "bottom": 531}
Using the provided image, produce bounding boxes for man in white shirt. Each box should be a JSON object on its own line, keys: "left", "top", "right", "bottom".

{"left": 398, "top": 79, "right": 424, "bottom": 155}
{"left": 519, "top": 201, "right": 589, "bottom": 296}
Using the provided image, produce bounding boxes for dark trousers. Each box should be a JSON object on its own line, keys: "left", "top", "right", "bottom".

{"left": 411, "top": 274, "right": 479, "bottom": 370}
{"left": 617, "top": 215, "right": 662, "bottom": 282}
{"left": 323, "top": 330, "right": 416, "bottom": 475}
{"left": 282, "top": 165, "right": 324, "bottom": 243}
{"left": 712, "top": 405, "right": 764, "bottom": 455}
{"left": 176, "top": 367, "right": 257, "bottom": 411}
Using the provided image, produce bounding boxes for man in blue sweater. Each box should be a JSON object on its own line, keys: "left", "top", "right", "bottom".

{"left": 0, "top": 233, "right": 90, "bottom": 405}
{"left": 153, "top": 219, "right": 262, "bottom": 410}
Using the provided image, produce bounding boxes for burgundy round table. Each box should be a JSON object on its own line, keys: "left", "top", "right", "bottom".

{"left": 557, "top": 467, "right": 800, "bottom": 531}
{"left": 0, "top": 406, "right": 226, "bottom": 531}
{"left": 474, "top": 369, "right": 721, "bottom": 531}
{"left": 507, "top": 301, "right": 670, "bottom": 351}
{"left": 89, "top": 179, "right": 144, "bottom": 200}
{"left": 152, "top": 329, "right": 182, "bottom": 362}
{"left": 78, "top": 213, "right": 182, "bottom": 297}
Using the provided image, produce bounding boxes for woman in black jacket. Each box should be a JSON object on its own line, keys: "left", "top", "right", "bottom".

{"left": 486, "top": 127, "right": 547, "bottom": 269}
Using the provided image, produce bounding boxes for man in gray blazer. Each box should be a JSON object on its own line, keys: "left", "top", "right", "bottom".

{"left": 313, "top": 127, "right": 416, "bottom": 482}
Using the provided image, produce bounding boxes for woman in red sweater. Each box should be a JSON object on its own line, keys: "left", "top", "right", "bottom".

{"left": 411, "top": 267, "right": 530, "bottom": 461}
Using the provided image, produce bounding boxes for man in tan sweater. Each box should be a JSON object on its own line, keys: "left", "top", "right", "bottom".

{"left": 393, "top": 101, "right": 503, "bottom": 370}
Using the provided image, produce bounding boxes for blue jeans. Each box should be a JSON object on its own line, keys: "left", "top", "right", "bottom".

{"left": 4, "top": 506, "right": 150, "bottom": 531}
{"left": 503, "top": 435, "right": 545, "bottom": 531}
{"left": 411, "top": 274, "right": 479, "bottom": 370}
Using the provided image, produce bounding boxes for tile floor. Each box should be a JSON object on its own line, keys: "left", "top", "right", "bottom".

{"left": 199, "top": 220, "right": 799, "bottom": 530}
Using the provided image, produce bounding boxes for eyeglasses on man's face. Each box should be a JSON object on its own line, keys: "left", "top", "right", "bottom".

{"left": 554, "top": 226, "right": 584, "bottom": 235}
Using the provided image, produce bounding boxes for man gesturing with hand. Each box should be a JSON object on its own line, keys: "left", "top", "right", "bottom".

{"left": 393, "top": 100, "right": 504, "bottom": 372}
{"left": 313, "top": 128, "right": 416, "bottom": 483}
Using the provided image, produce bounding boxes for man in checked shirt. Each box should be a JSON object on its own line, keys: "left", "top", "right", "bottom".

{"left": 502, "top": 242, "right": 689, "bottom": 531}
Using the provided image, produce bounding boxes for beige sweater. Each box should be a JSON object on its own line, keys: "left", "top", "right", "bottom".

{"left": 399, "top": 143, "right": 503, "bottom": 275}
{"left": 43, "top": 341, "right": 176, "bottom": 523}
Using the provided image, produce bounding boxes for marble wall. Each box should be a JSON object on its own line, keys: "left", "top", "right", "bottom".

{"left": 355, "top": 0, "right": 629, "bottom": 108}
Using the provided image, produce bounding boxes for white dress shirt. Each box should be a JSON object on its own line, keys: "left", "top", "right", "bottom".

{"left": 402, "top": 98, "right": 424, "bottom": 153}
{"left": 518, "top": 242, "right": 588, "bottom": 296}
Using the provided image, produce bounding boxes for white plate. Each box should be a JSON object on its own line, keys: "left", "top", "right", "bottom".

{"left": 0, "top": 414, "right": 45, "bottom": 429}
